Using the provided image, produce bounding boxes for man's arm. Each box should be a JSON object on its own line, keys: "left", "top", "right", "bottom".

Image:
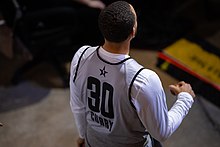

{"left": 69, "top": 46, "right": 90, "bottom": 146}
{"left": 131, "top": 69, "right": 195, "bottom": 142}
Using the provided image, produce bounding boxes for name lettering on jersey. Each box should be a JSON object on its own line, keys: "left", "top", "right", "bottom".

{"left": 90, "top": 111, "right": 114, "bottom": 132}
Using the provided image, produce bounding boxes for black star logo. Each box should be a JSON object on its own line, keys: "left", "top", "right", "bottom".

{"left": 100, "top": 66, "right": 108, "bottom": 77}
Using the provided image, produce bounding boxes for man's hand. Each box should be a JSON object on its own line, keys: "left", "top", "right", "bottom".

{"left": 77, "top": 137, "right": 85, "bottom": 147}
{"left": 169, "top": 81, "right": 195, "bottom": 98}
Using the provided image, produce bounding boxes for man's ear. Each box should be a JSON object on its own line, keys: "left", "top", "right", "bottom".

{"left": 131, "top": 26, "right": 136, "bottom": 39}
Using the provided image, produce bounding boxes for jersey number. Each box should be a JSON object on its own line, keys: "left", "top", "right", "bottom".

{"left": 87, "top": 76, "right": 114, "bottom": 118}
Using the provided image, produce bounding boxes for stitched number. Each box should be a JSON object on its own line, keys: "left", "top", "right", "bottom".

{"left": 101, "top": 82, "right": 114, "bottom": 118}
{"left": 87, "top": 77, "right": 114, "bottom": 118}
{"left": 87, "top": 76, "right": 100, "bottom": 112}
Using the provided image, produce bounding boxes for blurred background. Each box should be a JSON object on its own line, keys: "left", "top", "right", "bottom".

{"left": 0, "top": 0, "right": 220, "bottom": 147}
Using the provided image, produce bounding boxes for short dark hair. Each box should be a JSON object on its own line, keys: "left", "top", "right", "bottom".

{"left": 98, "top": 1, "right": 135, "bottom": 42}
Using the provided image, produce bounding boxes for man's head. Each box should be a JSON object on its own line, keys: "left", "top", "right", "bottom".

{"left": 98, "top": 1, "right": 137, "bottom": 43}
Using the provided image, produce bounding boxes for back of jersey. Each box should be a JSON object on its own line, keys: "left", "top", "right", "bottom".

{"left": 75, "top": 47, "right": 146, "bottom": 147}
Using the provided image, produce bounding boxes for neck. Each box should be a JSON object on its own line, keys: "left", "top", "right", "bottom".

{"left": 102, "top": 39, "right": 131, "bottom": 55}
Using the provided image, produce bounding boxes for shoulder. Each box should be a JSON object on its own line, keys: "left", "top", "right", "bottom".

{"left": 135, "top": 69, "right": 162, "bottom": 89}
{"left": 138, "top": 69, "right": 160, "bottom": 80}
{"left": 73, "top": 45, "right": 92, "bottom": 60}
{"left": 70, "top": 45, "right": 91, "bottom": 74}
{"left": 71, "top": 45, "right": 98, "bottom": 63}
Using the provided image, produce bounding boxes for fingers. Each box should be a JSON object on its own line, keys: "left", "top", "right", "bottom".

{"left": 190, "top": 89, "right": 196, "bottom": 98}
{"left": 180, "top": 82, "right": 195, "bottom": 98}
{"left": 169, "top": 81, "right": 196, "bottom": 98}
{"left": 178, "top": 81, "right": 185, "bottom": 86}
{"left": 169, "top": 85, "right": 179, "bottom": 95}
{"left": 77, "top": 137, "right": 85, "bottom": 147}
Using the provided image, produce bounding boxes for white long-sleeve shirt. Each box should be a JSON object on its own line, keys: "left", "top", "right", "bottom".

{"left": 70, "top": 46, "right": 194, "bottom": 143}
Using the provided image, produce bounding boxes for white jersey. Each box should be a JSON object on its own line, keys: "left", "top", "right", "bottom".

{"left": 70, "top": 45, "right": 194, "bottom": 147}
{"left": 73, "top": 46, "right": 146, "bottom": 146}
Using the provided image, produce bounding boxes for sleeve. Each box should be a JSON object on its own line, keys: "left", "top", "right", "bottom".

{"left": 131, "top": 69, "right": 194, "bottom": 142}
{"left": 69, "top": 45, "right": 90, "bottom": 139}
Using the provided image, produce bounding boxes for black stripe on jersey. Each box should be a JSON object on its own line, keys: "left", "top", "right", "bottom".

{"left": 73, "top": 46, "right": 90, "bottom": 82}
{"left": 96, "top": 47, "right": 132, "bottom": 65}
{"left": 129, "top": 68, "right": 145, "bottom": 110}
{"left": 85, "top": 133, "right": 92, "bottom": 147}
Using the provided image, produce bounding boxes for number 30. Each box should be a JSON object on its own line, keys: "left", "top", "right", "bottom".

{"left": 87, "top": 76, "right": 114, "bottom": 119}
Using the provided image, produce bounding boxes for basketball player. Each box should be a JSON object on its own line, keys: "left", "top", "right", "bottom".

{"left": 69, "top": 1, "right": 196, "bottom": 147}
